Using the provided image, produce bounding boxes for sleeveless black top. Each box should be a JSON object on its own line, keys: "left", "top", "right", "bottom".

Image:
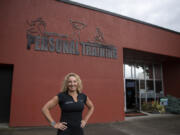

{"left": 57, "top": 91, "right": 87, "bottom": 127}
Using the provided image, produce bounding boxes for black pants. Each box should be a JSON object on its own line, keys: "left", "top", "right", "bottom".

{"left": 57, "top": 123, "right": 84, "bottom": 135}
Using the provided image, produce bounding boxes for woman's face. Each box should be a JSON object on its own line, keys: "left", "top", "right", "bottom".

{"left": 67, "top": 76, "right": 78, "bottom": 92}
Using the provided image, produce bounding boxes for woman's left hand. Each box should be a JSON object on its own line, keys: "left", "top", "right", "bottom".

{"left": 81, "top": 120, "right": 87, "bottom": 128}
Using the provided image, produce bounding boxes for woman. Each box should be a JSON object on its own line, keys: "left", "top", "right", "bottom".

{"left": 42, "top": 73, "right": 94, "bottom": 135}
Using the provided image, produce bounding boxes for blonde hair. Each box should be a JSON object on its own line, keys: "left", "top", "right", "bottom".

{"left": 61, "top": 73, "right": 83, "bottom": 93}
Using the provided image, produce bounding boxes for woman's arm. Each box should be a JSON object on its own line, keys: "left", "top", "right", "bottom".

{"left": 81, "top": 96, "right": 94, "bottom": 128}
{"left": 41, "top": 96, "right": 67, "bottom": 130}
{"left": 42, "top": 96, "right": 58, "bottom": 124}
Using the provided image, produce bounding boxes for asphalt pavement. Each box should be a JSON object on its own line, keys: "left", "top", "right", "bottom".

{"left": 0, "top": 113, "right": 180, "bottom": 135}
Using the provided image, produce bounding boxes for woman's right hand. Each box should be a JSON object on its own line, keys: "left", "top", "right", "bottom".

{"left": 54, "top": 122, "right": 68, "bottom": 131}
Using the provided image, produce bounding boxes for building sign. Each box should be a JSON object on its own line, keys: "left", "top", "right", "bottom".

{"left": 26, "top": 18, "right": 117, "bottom": 59}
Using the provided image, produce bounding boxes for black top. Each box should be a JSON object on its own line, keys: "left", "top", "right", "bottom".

{"left": 57, "top": 91, "right": 87, "bottom": 127}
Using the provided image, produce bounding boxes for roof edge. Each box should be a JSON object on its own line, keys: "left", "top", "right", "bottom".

{"left": 57, "top": 0, "right": 180, "bottom": 35}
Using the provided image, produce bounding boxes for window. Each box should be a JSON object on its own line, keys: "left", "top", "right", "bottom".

{"left": 124, "top": 63, "right": 163, "bottom": 95}
{"left": 145, "top": 65, "right": 153, "bottom": 79}
{"left": 125, "top": 64, "right": 131, "bottom": 78}
{"left": 146, "top": 80, "right": 154, "bottom": 91}
{"left": 136, "top": 65, "right": 144, "bottom": 79}
{"left": 140, "top": 80, "right": 145, "bottom": 89}
{"left": 155, "top": 80, "right": 162, "bottom": 93}
{"left": 154, "top": 64, "right": 162, "bottom": 80}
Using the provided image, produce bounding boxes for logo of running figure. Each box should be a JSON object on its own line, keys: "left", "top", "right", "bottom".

{"left": 88, "top": 27, "right": 105, "bottom": 44}
{"left": 94, "top": 28, "right": 105, "bottom": 44}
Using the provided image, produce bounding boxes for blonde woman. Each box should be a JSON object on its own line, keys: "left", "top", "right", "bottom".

{"left": 42, "top": 73, "right": 94, "bottom": 135}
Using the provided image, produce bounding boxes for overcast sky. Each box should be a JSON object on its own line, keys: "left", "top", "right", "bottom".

{"left": 71, "top": 0, "right": 180, "bottom": 33}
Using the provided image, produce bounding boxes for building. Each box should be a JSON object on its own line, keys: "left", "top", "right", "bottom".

{"left": 0, "top": 0, "right": 180, "bottom": 127}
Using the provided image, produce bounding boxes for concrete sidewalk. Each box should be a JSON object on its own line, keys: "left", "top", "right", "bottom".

{"left": 0, "top": 114, "right": 180, "bottom": 135}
